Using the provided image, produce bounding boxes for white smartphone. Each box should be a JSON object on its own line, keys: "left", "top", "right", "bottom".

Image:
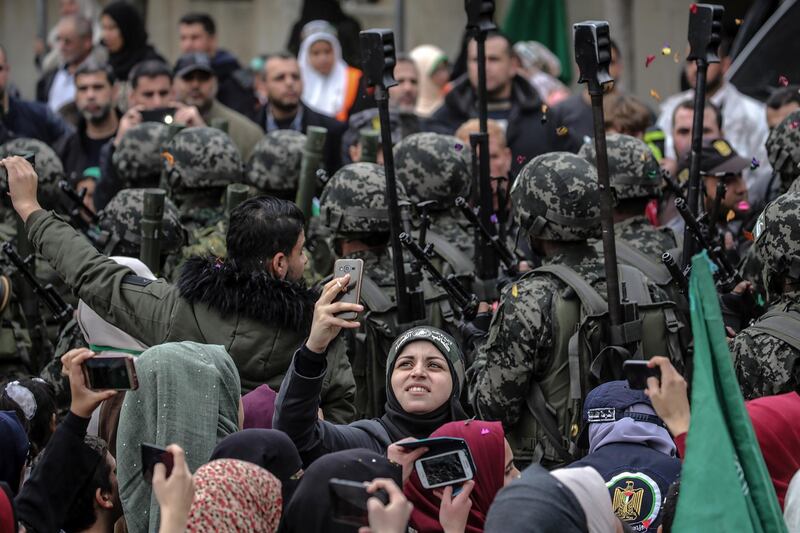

{"left": 414, "top": 449, "right": 474, "bottom": 489}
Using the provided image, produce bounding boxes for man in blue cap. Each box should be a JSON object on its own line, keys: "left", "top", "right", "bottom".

{"left": 569, "top": 380, "right": 682, "bottom": 533}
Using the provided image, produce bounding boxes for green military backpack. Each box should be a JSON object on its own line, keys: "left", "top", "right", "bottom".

{"left": 507, "top": 263, "right": 687, "bottom": 468}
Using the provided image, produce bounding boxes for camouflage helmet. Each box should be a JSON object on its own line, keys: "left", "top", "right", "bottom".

{"left": 162, "top": 127, "right": 243, "bottom": 191}
{"left": 0, "top": 137, "right": 65, "bottom": 211}
{"left": 245, "top": 130, "right": 306, "bottom": 194}
{"left": 578, "top": 133, "right": 661, "bottom": 201}
{"left": 753, "top": 191, "right": 800, "bottom": 296}
{"left": 319, "top": 162, "right": 408, "bottom": 237}
{"left": 112, "top": 122, "right": 171, "bottom": 186}
{"left": 97, "top": 188, "right": 185, "bottom": 256}
{"left": 511, "top": 152, "right": 602, "bottom": 242}
{"left": 766, "top": 109, "right": 800, "bottom": 192}
{"left": 393, "top": 132, "right": 471, "bottom": 206}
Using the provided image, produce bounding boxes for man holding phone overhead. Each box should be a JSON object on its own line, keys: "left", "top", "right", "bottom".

{"left": 1, "top": 156, "right": 357, "bottom": 425}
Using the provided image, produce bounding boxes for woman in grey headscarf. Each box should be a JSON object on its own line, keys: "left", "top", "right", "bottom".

{"left": 116, "top": 341, "right": 241, "bottom": 533}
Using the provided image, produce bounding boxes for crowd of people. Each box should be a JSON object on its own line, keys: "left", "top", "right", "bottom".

{"left": 0, "top": 1, "right": 799, "bottom": 532}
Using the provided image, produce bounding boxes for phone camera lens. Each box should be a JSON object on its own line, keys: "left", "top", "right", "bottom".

{"left": 344, "top": 266, "right": 351, "bottom": 272}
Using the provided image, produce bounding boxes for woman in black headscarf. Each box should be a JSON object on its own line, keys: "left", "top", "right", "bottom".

{"left": 273, "top": 277, "right": 467, "bottom": 465}
{"left": 281, "top": 448, "right": 401, "bottom": 533}
{"left": 100, "top": 1, "right": 165, "bottom": 81}
{"left": 210, "top": 429, "right": 304, "bottom": 507}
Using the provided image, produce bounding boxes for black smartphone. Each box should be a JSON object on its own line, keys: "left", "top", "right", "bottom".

{"left": 141, "top": 443, "right": 174, "bottom": 484}
{"left": 332, "top": 258, "right": 364, "bottom": 320}
{"left": 623, "top": 360, "right": 662, "bottom": 390}
{"left": 329, "top": 478, "right": 388, "bottom": 527}
{"left": 139, "top": 107, "right": 177, "bottom": 125}
{"left": 83, "top": 354, "right": 139, "bottom": 390}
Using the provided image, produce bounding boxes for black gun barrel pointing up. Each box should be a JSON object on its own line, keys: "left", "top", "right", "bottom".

{"left": 573, "top": 21, "right": 622, "bottom": 329}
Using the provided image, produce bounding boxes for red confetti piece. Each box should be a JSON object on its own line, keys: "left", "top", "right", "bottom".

{"left": 516, "top": 155, "right": 526, "bottom": 164}
{"left": 743, "top": 230, "right": 754, "bottom": 241}
{"left": 690, "top": 3, "right": 698, "bottom": 14}
{"left": 645, "top": 55, "right": 656, "bottom": 68}
{"left": 779, "top": 75, "right": 789, "bottom": 87}
{"left": 791, "top": 120, "right": 799, "bottom": 129}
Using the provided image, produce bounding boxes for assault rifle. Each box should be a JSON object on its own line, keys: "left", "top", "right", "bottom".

{"left": 2, "top": 242, "right": 72, "bottom": 324}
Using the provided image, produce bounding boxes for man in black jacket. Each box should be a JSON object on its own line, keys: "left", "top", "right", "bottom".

{"left": 55, "top": 62, "right": 120, "bottom": 195}
{"left": 254, "top": 53, "right": 346, "bottom": 174}
{"left": 428, "top": 31, "right": 558, "bottom": 177}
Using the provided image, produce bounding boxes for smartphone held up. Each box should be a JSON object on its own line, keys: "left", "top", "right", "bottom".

{"left": 82, "top": 354, "right": 139, "bottom": 390}
{"left": 333, "top": 258, "right": 364, "bottom": 320}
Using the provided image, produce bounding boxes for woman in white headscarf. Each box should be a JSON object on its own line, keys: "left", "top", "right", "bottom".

{"left": 298, "top": 21, "right": 363, "bottom": 122}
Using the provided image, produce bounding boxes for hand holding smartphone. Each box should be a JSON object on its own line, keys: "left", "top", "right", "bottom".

{"left": 329, "top": 478, "right": 389, "bottom": 527}
{"left": 332, "top": 258, "right": 364, "bottom": 319}
{"left": 82, "top": 354, "right": 139, "bottom": 390}
{"left": 623, "top": 360, "right": 662, "bottom": 390}
{"left": 141, "top": 443, "right": 174, "bottom": 484}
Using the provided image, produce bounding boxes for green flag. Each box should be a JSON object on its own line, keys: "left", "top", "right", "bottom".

{"left": 501, "top": 0, "right": 572, "bottom": 84}
{"left": 673, "top": 253, "right": 787, "bottom": 532}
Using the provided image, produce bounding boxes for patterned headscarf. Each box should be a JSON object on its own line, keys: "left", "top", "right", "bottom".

{"left": 187, "top": 459, "right": 282, "bottom": 533}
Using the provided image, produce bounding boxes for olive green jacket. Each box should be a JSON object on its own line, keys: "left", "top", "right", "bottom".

{"left": 27, "top": 209, "right": 356, "bottom": 423}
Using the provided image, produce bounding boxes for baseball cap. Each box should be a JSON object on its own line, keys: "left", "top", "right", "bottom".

{"left": 174, "top": 52, "right": 214, "bottom": 79}
{"left": 577, "top": 380, "right": 665, "bottom": 449}
{"left": 677, "top": 138, "right": 749, "bottom": 183}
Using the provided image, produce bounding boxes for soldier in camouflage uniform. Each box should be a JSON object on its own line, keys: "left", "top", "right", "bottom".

{"left": 579, "top": 133, "right": 678, "bottom": 257}
{"left": 162, "top": 127, "right": 245, "bottom": 275}
{"left": 731, "top": 191, "right": 800, "bottom": 399}
{"left": 245, "top": 130, "right": 306, "bottom": 199}
{"left": 739, "top": 110, "right": 800, "bottom": 306}
{"left": 319, "top": 162, "right": 404, "bottom": 419}
{"left": 393, "top": 132, "right": 475, "bottom": 262}
{"left": 468, "top": 152, "right": 611, "bottom": 467}
{"left": 112, "top": 122, "right": 171, "bottom": 191}
{"left": 0, "top": 138, "right": 72, "bottom": 379}
{"left": 162, "top": 126, "right": 244, "bottom": 231}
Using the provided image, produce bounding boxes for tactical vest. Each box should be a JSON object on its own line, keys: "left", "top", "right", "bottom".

{"left": 346, "top": 273, "right": 456, "bottom": 420}
{"left": 506, "top": 264, "right": 686, "bottom": 468}
{"left": 746, "top": 306, "right": 800, "bottom": 351}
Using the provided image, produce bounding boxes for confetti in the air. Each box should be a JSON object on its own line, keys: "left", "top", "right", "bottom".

{"left": 541, "top": 104, "right": 548, "bottom": 124}
{"left": 490, "top": 214, "right": 499, "bottom": 224}
{"left": 750, "top": 157, "right": 760, "bottom": 170}
{"left": 661, "top": 44, "right": 672, "bottom": 56}
{"left": 650, "top": 89, "right": 662, "bottom": 102}
{"left": 791, "top": 120, "right": 799, "bottom": 129}
{"left": 454, "top": 143, "right": 463, "bottom": 151}
{"left": 743, "top": 230, "right": 754, "bottom": 241}
{"left": 516, "top": 155, "right": 526, "bottom": 164}
{"left": 737, "top": 201, "right": 751, "bottom": 212}
{"left": 673, "top": 51, "right": 680, "bottom": 64}
{"left": 779, "top": 75, "right": 790, "bottom": 87}
{"left": 735, "top": 18, "right": 743, "bottom": 25}
{"left": 690, "top": 3, "right": 698, "bottom": 14}
{"left": 480, "top": 428, "right": 490, "bottom": 435}
{"left": 556, "top": 126, "right": 569, "bottom": 136}
{"left": 511, "top": 284, "right": 519, "bottom": 298}
{"left": 645, "top": 55, "right": 656, "bottom": 68}
{"left": 726, "top": 210, "right": 736, "bottom": 222}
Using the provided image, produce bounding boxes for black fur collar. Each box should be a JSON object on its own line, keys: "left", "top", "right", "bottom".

{"left": 177, "top": 256, "right": 318, "bottom": 332}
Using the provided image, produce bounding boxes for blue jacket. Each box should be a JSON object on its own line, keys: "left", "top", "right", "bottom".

{"left": 3, "top": 96, "right": 73, "bottom": 145}
{"left": 570, "top": 442, "right": 681, "bottom": 533}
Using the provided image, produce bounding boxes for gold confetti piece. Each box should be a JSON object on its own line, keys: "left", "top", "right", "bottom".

{"left": 673, "top": 51, "right": 680, "bottom": 63}
{"left": 735, "top": 18, "right": 743, "bottom": 25}
{"left": 511, "top": 284, "right": 519, "bottom": 298}
{"left": 726, "top": 210, "right": 735, "bottom": 222}
{"left": 661, "top": 46, "right": 672, "bottom": 56}
{"left": 650, "top": 89, "right": 662, "bottom": 102}
{"left": 556, "top": 126, "right": 569, "bottom": 136}
{"left": 541, "top": 104, "right": 548, "bottom": 114}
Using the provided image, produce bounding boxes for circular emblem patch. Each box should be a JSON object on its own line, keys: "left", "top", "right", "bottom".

{"left": 606, "top": 471, "right": 662, "bottom": 532}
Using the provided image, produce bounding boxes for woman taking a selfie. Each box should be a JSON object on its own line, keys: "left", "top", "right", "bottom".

{"left": 273, "top": 276, "right": 468, "bottom": 465}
